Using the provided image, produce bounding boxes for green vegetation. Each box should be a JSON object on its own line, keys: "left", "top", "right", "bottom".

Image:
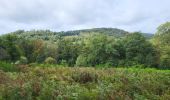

{"left": 0, "top": 22, "right": 170, "bottom": 68}
{"left": 152, "top": 22, "right": 170, "bottom": 69}
{"left": 11, "top": 28, "right": 129, "bottom": 41}
{"left": 0, "top": 66, "right": 169, "bottom": 100}
{"left": 0, "top": 22, "right": 170, "bottom": 99}
{"left": 44, "top": 57, "right": 56, "bottom": 64}
{"left": 0, "top": 61, "right": 18, "bottom": 72}
{"left": 0, "top": 24, "right": 166, "bottom": 68}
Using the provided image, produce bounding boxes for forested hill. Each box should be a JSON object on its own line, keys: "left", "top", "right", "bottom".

{"left": 1, "top": 22, "right": 170, "bottom": 69}
{"left": 60, "top": 28, "right": 129, "bottom": 37}
{"left": 9, "top": 28, "right": 153, "bottom": 41}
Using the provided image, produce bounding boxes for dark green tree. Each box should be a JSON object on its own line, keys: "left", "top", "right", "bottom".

{"left": 76, "top": 33, "right": 119, "bottom": 67}
{"left": 57, "top": 38, "right": 80, "bottom": 66}
{"left": 123, "top": 32, "right": 159, "bottom": 67}
{"left": 0, "top": 34, "right": 21, "bottom": 62}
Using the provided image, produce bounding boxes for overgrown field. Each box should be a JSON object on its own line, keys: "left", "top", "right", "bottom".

{"left": 0, "top": 64, "right": 170, "bottom": 100}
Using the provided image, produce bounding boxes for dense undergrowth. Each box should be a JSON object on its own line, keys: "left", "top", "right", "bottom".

{"left": 0, "top": 63, "right": 170, "bottom": 100}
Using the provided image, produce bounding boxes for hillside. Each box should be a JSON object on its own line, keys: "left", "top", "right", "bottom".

{"left": 10, "top": 28, "right": 153, "bottom": 41}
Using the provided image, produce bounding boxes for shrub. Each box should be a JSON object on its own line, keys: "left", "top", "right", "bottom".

{"left": 20, "top": 56, "right": 28, "bottom": 64}
{"left": 71, "top": 70, "right": 98, "bottom": 84}
{"left": 15, "top": 56, "right": 28, "bottom": 65}
{"left": 2, "top": 83, "right": 32, "bottom": 100}
{"left": 44, "top": 57, "right": 56, "bottom": 64}
{"left": 0, "top": 67, "right": 170, "bottom": 99}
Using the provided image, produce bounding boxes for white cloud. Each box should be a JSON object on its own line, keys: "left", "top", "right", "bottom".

{"left": 0, "top": 0, "right": 170, "bottom": 34}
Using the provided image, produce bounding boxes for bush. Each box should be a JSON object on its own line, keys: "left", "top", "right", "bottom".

{"left": 2, "top": 83, "right": 32, "bottom": 100}
{"left": 71, "top": 70, "right": 98, "bottom": 84}
{"left": 15, "top": 56, "right": 28, "bottom": 65}
{"left": 20, "top": 56, "right": 28, "bottom": 64}
{"left": 44, "top": 57, "right": 56, "bottom": 64}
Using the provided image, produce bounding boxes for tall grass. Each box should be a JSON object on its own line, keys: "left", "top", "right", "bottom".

{"left": 0, "top": 66, "right": 169, "bottom": 99}
{"left": 0, "top": 61, "right": 18, "bottom": 72}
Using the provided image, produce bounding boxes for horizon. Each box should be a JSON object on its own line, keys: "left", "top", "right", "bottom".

{"left": 0, "top": 27, "right": 154, "bottom": 35}
{"left": 0, "top": 0, "right": 170, "bottom": 34}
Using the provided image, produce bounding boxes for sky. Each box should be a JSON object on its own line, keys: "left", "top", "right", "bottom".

{"left": 0, "top": 0, "right": 170, "bottom": 34}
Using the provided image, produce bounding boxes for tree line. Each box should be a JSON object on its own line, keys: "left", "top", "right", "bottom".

{"left": 0, "top": 22, "right": 170, "bottom": 69}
